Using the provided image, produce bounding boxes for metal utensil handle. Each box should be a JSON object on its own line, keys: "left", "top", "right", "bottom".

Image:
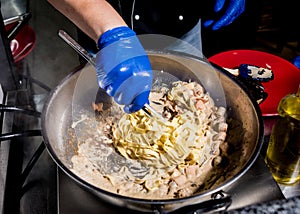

{"left": 7, "top": 12, "right": 32, "bottom": 41}
{"left": 58, "top": 30, "right": 96, "bottom": 67}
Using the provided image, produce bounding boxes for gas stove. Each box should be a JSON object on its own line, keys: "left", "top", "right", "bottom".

{"left": 1, "top": 1, "right": 297, "bottom": 212}
{"left": 0, "top": 62, "right": 286, "bottom": 214}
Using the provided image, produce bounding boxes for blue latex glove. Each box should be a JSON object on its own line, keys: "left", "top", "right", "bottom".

{"left": 204, "top": 0, "right": 245, "bottom": 30}
{"left": 292, "top": 55, "right": 300, "bottom": 69}
{"left": 96, "top": 26, "right": 153, "bottom": 113}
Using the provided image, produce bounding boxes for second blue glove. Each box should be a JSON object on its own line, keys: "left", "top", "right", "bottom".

{"left": 96, "top": 26, "right": 153, "bottom": 113}
{"left": 204, "top": 0, "right": 245, "bottom": 30}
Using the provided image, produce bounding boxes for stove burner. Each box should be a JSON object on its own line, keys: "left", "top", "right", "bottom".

{"left": 0, "top": 62, "right": 286, "bottom": 214}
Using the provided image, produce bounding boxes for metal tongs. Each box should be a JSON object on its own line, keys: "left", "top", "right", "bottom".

{"left": 4, "top": 12, "right": 32, "bottom": 41}
{"left": 58, "top": 30, "right": 163, "bottom": 120}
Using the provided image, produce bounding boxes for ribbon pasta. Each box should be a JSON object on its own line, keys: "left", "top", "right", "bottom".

{"left": 113, "top": 81, "right": 220, "bottom": 172}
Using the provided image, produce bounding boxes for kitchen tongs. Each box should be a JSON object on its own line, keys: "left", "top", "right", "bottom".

{"left": 4, "top": 12, "right": 32, "bottom": 41}
{"left": 58, "top": 30, "right": 163, "bottom": 120}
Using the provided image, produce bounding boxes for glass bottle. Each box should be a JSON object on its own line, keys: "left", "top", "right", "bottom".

{"left": 265, "top": 85, "right": 300, "bottom": 185}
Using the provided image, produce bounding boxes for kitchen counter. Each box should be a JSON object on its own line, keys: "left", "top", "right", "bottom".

{"left": 228, "top": 155, "right": 300, "bottom": 213}
{"left": 228, "top": 195, "right": 300, "bottom": 213}
{"left": 228, "top": 175, "right": 300, "bottom": 213}
{"left": 227, "top": 166, "right": 300, "bottom": 213}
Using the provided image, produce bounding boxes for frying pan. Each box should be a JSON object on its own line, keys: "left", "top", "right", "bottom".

{"left": 41, "top": 51, "right": 264, "bottom": 213}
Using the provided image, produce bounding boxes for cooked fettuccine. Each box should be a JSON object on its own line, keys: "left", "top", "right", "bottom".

{"left": 113, "top": 81, "right": 222, "bottom": 171}
{"left": 70, "top": 80, "right": 229, "bottom": 199}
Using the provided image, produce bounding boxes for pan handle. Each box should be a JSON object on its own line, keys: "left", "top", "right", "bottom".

{"left": 154, "top": 191, "right": 232, "bottom": 214}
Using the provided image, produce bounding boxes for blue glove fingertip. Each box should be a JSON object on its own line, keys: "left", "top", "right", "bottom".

{"left": 124, "top": 91, "right": 150, "bottom": 113}
{"left": 214, "top": 0, "right": 226, "bottom": 12}
{"left": 212, "top": 23, "right": 221, "bottom": 31}
{"left": 292, "top": 55, "right": 300, "bottom": 69}
{"left": 203, "top": 20, "right": 214, "bottom": 28}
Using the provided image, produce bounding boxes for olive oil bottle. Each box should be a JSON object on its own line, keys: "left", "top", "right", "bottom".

{"left": 265, "top": 85, "right": 300, "bottom": 185}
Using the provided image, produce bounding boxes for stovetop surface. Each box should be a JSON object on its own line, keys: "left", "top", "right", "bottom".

{"left": 2, "top": 0, "right": 300, "bottom": 211}
{"left": 0, "top": 87, "right": 290, "bottom": 214}
{"left": 0, "top": 62, "right": 297, "bottom": 214}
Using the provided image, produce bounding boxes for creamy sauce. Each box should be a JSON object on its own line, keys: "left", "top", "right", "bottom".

{"left": 69, "top": 81, "right": 229, "bottom": 199}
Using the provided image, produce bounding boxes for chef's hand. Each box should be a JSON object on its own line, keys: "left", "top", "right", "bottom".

{"left": 204, "top": 0, "right": 245, "bottom": 30}
{"left": 96, "top": 26, "right": 153, "bottom": 113}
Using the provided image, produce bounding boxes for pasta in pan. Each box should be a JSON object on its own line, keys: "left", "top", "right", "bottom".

{"left": 113, "top": 81, "right": 220, "bottom": 172}
{"left": 70, "top": 80, "right": 229, "bottom": 199}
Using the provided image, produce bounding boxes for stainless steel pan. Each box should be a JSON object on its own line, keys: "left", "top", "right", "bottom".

{"left": 41, "top": 51, "right": 264, "bottom": 213}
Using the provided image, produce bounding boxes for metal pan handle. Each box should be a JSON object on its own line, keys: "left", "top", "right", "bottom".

{"left": 155, "top": 191, "right": 232, "bottom": 214}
